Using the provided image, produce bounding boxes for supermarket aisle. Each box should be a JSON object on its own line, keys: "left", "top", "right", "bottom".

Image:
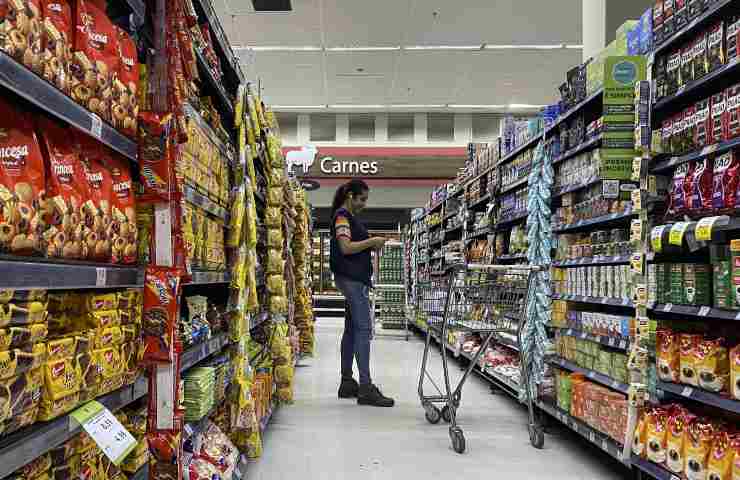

{"left": 250, "top": 319, "right": 629, "bottom": 480}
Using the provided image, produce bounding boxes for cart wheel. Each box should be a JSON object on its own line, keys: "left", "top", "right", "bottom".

{"left": 449, "top": 427, "right": 466, "bottom": 454}
{"left": 529, "top": 425, "right": 545, "bottom": 449}
{"left": 441, "top": 405, "right": 454, "bottom": 423}
{"left": 424, "top": 405, "right": 441, "bottom": 424}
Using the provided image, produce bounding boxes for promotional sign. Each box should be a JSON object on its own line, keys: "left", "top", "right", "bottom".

{"left": 601, "top": 56, "right": 647, "bottom": 179}
{"left": 71, "top": 401, "right": 137, "bottom": 465}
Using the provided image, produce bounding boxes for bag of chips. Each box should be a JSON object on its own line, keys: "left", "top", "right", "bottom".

{"left": 142, "top": 266, "right": 182, "bottom": 363}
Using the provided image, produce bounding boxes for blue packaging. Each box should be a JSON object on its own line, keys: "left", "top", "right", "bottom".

{"left": 639, "top": 7, "right": 654, "bottom": 54}
{"left": 628, "top": 27, "right": 640, "bottom": 55}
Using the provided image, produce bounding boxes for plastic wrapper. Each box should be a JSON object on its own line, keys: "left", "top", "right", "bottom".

{"left": 266, "top": 228, "right": 283, "bottom": 250}
{"left": 695, "top": 337, "right": 729, "bottom": 393}
{"left": 142, "top": 266, "right": 183, "bottom": 363}
{"left": 137, "top": 112, "right": 175, "bottom": 202}
{"left": 264, "top": 207, "right": 281, "bottom": 228}
{"left": 269, "top": 295, "right": 287, "bottom": 314}
{"left": 266, "top": 274, "right": 285, "bottom": 297}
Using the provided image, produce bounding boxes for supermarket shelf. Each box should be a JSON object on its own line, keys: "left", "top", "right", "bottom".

{"left": 183, "top": 184, "right": 229, "bottom": 220}
{"left": 191, "top": 0, "right": 244, "bottom": 82}
{"left": 375, "top": 284, "right": 405, "bottom": 289}
{"left": 495, "top": 211, "right": 528, "bottom": 229}
{"left": 195, "top": 48, "right": 234, "bottom": 116}
{"left": 130, "top": 465, "right": 149, "bottom": 480}
{"left": 0, "top": 375, "right": 148, "bottom": 479}
{"left": 493, "top": 333, "right": 520, "bottom": 351}
{"left": 549, "top": 357, "right": 629, "bottom": 394}
{"left": 498, "top": 135, "right": 542, "bottom": 166}
{"left": 430, "top": 238, "right": 444, "bottom": 247}
{"left": 0, "top": 51, "right": 137, "bottom": 161}
{"left": 556, "top": 328, "right": 630, "bottom": 351}
{"left": 653, "top": 57, "right": 740, "bottom": 114}
{"left": 183, "top": 103, "right": 234, "bottom": 162}
{"left": 188, "top": 270, "right": 230, "bottom": 285}
{"left": 497, "top": 253, "right": 527, "bottom": 262}
{"left": 180, "top": 332, "right": 232, "bottom": 372}
{"left": 536, "top": 400, "right": 627, "bottom": 465}
{"left": 467, "top": 227, "right": 491, "bottom": 240}
{"left": 464, "top": 165, "right": 494, "bottom": 188}
{"left": 652, "top": 0, "right": 734, "bottom": 57}
{"left": 553, "top": 209, "right": 635, "bottom": 234}
{"left": 651, "top": 136, "right": 740, "bottom": 173}
{"left": 552, "top": 134, "right": 603, "bottom": 166}
{"left": 500, "top": 176, "right": 529, "bottom": 195}
{"left": 545, "top": 89, "right": 604, "bottom": 135}
{"left": 658, "top": 381, "right": 740, "bottom": 414}
{"left": 631, "top": 455, "right": 675, "bottom": 480}
{"left": 0, "top": 258, "right": 142, "bottom": 290}
{"left": 552, "top": 175, "right": 601, "bottom": 197}
{"left": 445, "top": 224, "right": 463, "bottom": 235}
{"left": 467, "top": 193, "right": 491, "bottom": 211}
{"left": 552, "top": 255, "right": 631, "bottom": 267}
{"left": 552, "top": 293, "right": 634, "bottom": 308}
{"left": 648, "top": 303, "right": 740, "bottom": 322}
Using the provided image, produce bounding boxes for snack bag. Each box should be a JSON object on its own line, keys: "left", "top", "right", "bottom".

{"left": 707, "top": 21, "right": 725, "bottom": 73}
{"left": 111, "top": 26, "right": 138, "bottom": 137}
{"left": 710, "top": 91, "right": 727, "bottom": 145}
{"left": 657, "top": 328, "right": 680, "bottom": 382}
{"left": 0, "top": 0, "right": 43, "bottom": 73}
{"left": 0, "top": 97, "right": 48, "bottom": 255}
{"left": 695, "top": 98, "right": 711, "bottom": 148}
{"left": 707, "top": 430, "right": 733, "bottom": 480}
{"left": 80, "top": 145, "right": 112, "bottom": 261}
{"left": 693, "top": 30, "right": 709, "bottom": 80}
{"left": 681, "top": 333, "right": 701, "bottom": 386}
{"left": 646, "top": 407, "right": 670, "bottom": 464}
{"left": 690, "top": 157, "right": 713, "bottom": 212}
{"left": 142, "top": 266, "right": 182, "bottom": 363}
{"left": 666, "top": 406, "right": 690, "bottom": 473}
{"left": 713, "top": 151, "right": 740, "bottom": 211}
{"left": 106, "top": 154, "right": 137, "bottom": 263}
{"left": 666, "top": 50, "right": 681, "bottom": 95}
{"left": 725, "top": 84, "right": 740, "bottom": 140}
{"left": 668, "top": 162, "right": 691, "bottom": 216}
{"left": 38, "top": 117, "right": 89, "bottom": 259}
{"left": 728, "top": 344, "right": 739, "bottom": 400}
{"left": 633, "top": 411, "right": 648, "bottom": 457}
{"left": 681, "top": 43, "right": 694, "bottom": 86}
{"left": 696, "top": 337, "right": 730, "bottom": 393}
{"left": 71, "top": 0, "right": 118, "bottom": 120}
{"left": 685, "top": 417, "right": 716, "bottom": 480}
{"left": 41, "top": 0, "right": 72, "bottom": 93}
{"left": 137, "top": 112, "right": 175, "bottom": 202}
{"left": 43, "top": 356, "right": 80, "bottom": 400}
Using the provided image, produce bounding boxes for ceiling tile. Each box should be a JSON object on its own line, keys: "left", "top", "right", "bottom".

{"left": 228, "top": 0, "right": 323, "bottom": 46}
{"left": 390, "top": 51, "right": 473, "bottom": 104}
{"left": 321, "top": 0, "right": 409, "bottom": 46}
{"left": 247, "top": 51, "right": 326, "bottom": 105}
{"left": 325, "top": 51, "right": 396, "bottom": 104}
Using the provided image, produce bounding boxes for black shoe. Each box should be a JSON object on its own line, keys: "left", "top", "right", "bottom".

{"left": 357, "top": 384, "right": 395, "bottom": 407}
{"left": 338, "top": 377, "right": 359, "bottom": 398}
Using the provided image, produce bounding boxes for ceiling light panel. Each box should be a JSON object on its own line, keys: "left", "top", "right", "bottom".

{"left": 326, "top": 46, "right": 401, "bottom": 52}
{"left": 403, "top": 45, "right": 482, "bottom": 51}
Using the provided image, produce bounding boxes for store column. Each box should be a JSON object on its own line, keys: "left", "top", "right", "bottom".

{"left": 582, "top": 0, "right": 606, "bottom": 62}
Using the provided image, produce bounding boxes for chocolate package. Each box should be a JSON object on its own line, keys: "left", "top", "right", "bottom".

{"left": 668, "top": 161, "right": 691, "bottom": 216}
{"left": 724, "top": 84, "right": 740, "bottom": 140}
{"left": 654, "top": 0, "right": 665, "bottom": 45}
{"left": 675, "top": 0, "right": 688, "bottom": 31}
{"left": 727, "top": 17, "right": 740, "bottom": 63}
{"left": 713, "top": 150, "right": 740, "bottom": 210}
{"left": 695, "top": 337, "right": 729, "bottom": 393}
{"left": 695, "top": 97, "right": 711, "bottom": 147}
{"left": 667, "top": 50, "right": 682, "bottom": 95}
{"left": 693, "top": 30, "right": 709, "bottom": 80}
{"left": 111, "top": 26, "right": 138, "bottom": 137}
{"left": 690, "top": 157, "right": 712, "bottom": 212}
{"left": 681, "top": 43, "right": 694, "bottom": 86}
{"left": 710, "top": 91, "right": 727, "bottom": 145}
{"left": 663, "top": 0, "right": 676, "bottom": 39}
{"left": 707, "top": 21, "right": 725, "bottom": 73}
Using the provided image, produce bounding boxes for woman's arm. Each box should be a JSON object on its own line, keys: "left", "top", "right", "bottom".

{"left": 338, "top": 237, "right": 385, "bottom": 256}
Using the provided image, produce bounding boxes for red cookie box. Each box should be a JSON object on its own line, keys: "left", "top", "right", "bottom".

{"left": 709, "top": 90, "right": 727, "bottom": 146}
{"left": 724, "top": 83, "right": 740, "bottom": 141}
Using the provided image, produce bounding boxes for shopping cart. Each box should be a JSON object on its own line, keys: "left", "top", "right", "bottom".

{"left": 417, "top": 263, "right": 541, "bottom": 453}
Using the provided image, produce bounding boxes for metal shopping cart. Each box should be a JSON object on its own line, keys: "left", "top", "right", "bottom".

{"left": 417, "top": 263, "right": 541, "bottom": 453}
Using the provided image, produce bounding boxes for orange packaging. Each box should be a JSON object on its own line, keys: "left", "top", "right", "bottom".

{"left": 666, "top": 405, "right": 693, "bottom": 474}
{"left": 696, "top": 337, "right": 730, "bottom": 393}
{"left": 730, "top": 344, "right": 740, "bottom": 400}
{"left": 0, "top": 97, "right": 48, "bottom": 255}
{"left": 38, "top": 117, "right": 88, "bottom": 259}
{"left": 105, "top": 154, "right": 136, "bottom": 263}
{"left": 707, "top": 430, "right": 734, "bottom": 480}
{"left": 71, "top": 0, "right": 117, "bottom": 119}
{"left": 684, "top": 417, "right": 717, "bottom": 480}
{"left": 658, "top": 328, "right": 680, "bottom": 382}
{"left": 646, "top": 407, "right": 671, "bottom": 464}
{"left": 111, "top": 25, "right": 137, "bottom": 137}
{"left": 41, "top": 0, "right": 72, "bottom": 93}
{"left": 78, "top": 139, "right": 112, "bottom": 261}
{"left": 680, "top": 333, "right": 702, "bottom": 386}
{"left": 633, "top": 411, "right": 648, "bottom": 457}
{"left": 0, "top": 0, "right": 43, "bottom": 73}
{"left": 731, "top": 435, "right": 740, "bottom": 480}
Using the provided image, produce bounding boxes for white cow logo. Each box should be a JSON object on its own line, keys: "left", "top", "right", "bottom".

{"left": 286, "top": 145, "right": 318, "bottom": 175}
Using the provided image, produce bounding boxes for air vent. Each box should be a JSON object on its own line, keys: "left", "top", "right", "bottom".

{"left": 251, "top": 0, "right": 292, "bottom": 11}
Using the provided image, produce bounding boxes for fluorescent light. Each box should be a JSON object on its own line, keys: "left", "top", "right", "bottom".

{"left": 326, "top": 46, "right": 401, "bottom": 52}
{"left": 484, "top": 44, "right": 564, "bottom": 50}
{"left": 390, "top": 104, "right": 445, "bottom": 108}
{"left": 508, "top": 104, "right": 545, "bottom": 109}
{"left": 271, "top": 105, "right": 327, "bottom": 109}
{"left": 234, "top": 46, "right": 323, "bottom": 51}
{"left": 404, "top": 45, "right": 482, "bottom": 51}
{"left": 565, "top": 44, "right": 584, "bottom": 49}
{"left": 448, "top": 104, "right": 506, "bottom": 109}
{"left": 328, "top": 105, "right": 386, "bottom": 109}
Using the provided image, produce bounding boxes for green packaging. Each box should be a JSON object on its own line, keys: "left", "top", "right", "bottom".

{"left": 712, "top": 249, "right": 732, "bottom": 309}
{"left": 684, "top": 263, "right": 711, "bottom": 306}
{"left": 670, "top": 264, "right": 685, "bottom": 304}
{"left": 730, "top": 240, "right": 740, "bottom": 309}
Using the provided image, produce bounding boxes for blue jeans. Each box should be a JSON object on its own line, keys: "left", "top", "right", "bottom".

{"left": 335, "top": 275, "right": 372, "bottom": 386}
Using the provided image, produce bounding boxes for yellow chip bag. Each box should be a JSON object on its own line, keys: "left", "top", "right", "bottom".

{"left": 47, "top": 337, "right": 77, "bottom": 361}
{"left": 43, "top": 357, "right": 81, "bottom": 401}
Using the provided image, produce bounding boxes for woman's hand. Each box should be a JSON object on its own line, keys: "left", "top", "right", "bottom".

{"left": 369, "top": 237, "right": 388, "bottom": 249}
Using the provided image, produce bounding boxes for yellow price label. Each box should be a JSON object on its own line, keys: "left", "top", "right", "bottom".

{"left": 631, "top": 189, "right": 642, "bottom": 211}
{"left": 651, "top": 226, "right": 666, "bottom": 252}
{"left": 631, "top": 253, "right": 644, "bottom": 275}
{"left": 695, "top": 216, "right": 722, "bottom": 241}
{"left": 631, "top": 157, "right": 642, "bottom": 182}
{"left": 630, "top": 219, "right": 643, "bottom": 244}
{"left": 669, "top": 222, "right": 690, "bottom": 246}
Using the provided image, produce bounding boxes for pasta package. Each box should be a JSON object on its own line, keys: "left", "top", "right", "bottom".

{"left": 142, "top": 266, "right": 182, "bottom": 363}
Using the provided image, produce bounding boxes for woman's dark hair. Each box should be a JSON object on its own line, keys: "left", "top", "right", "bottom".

{"left": 331, "top": 179, "right": 369, "bottom": 216}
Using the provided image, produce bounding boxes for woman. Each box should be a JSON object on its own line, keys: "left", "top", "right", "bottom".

{"left": 330, "top": 179, "right": 394, "bottom": 407}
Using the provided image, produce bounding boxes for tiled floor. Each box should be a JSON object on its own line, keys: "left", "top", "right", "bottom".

{"left": 248, "top": 318, "right": 630, "bottom": 480}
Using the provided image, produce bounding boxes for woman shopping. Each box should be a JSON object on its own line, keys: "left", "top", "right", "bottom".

{"left": 330, "top": 179, "right": 395, "bottom": 407}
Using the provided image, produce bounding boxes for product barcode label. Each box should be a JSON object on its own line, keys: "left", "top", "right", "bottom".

{"left": 619, "top": 340, "right": 627, "bottom": 349}
{"left": 588, "top": 371, "right": 596, "bottom": 379}
{"left": 602, "top": 439, "right": 609, "bottom": 450}
{"left": 681, "top": 386, "right": 693, "bottom": 397}
{"left": 589, "top": 431, "right": 596, "bottom": 442}
{"left": 90, "top": 113, "right": 103, "bottom": 139}
{"left": 663, "top": 303, "right": 673, "bottom": 312}
{"left": 608, "top": 338, "right": 616, "bottom": 347}
{"left": 612, "top": 380, "right": 620, "bottom": 389}
{"left": 595, "top": 336, "right": 602, "bottom": 343}
{"left": 95, "top": 268, "right": 106, "bottom": 287}
{"left": 698, "top": 306, "right": 711, "bottom": 317}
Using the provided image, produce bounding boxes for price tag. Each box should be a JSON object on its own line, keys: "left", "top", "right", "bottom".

{"left": 651, "top": 226, "right": 667, "bottom": 252}
{"left": 701, "top": 144, "right": 719, "bottom": 156}
{"left": 602, "top": 439, "right": 609, "bottom": 451}
{"left": 676, "top": 85, "right": 686, "bottom": 95}
{"left": 631, "top": 188, "right": 642, "bottom": 210}
{"left": 663, "top": 303, "right": 673, "bottom": 312}
{"left": 580, "top": 332, "right": 587, "bottom": 339}
{"left": 619, "top": 340, "right": 627, "bottom": 349}
{"left": 681, "top": 386, "right": 693, "bottom": 397}
{"left": 608, "top": 338, "right": 616, "bottom": 347}
{"left": 610, "top": 212, "right": 619, "bottom": 220}
{"left": 669, "top": 222, "right": 690, "bottom": 246}
{"left": 622, "top": 297, "right": 632, "bottom": 306}
{"left": 671, "top": 475, "right": 681, "bottom": 480}
{"left": 630, "top": 253, "right": 644, "bottom": 275}
{"left": 95, "top": 268, "right": 106, "bottom": 287}
{"left": 698, "top": 306, "right": 711, "bottom": 317}
{"left": 71, "top": 401, "right": 137, "bottom": 465}
{"left": 90, "top": 113, "right": 103, "bottom": 139}
{"left": 601, "top": 297, "right": 609, "bottom": 304}
{"left": 695, "top": 216, "right": 722, "bottom": 241}
{"left": 595, "top": 336, "right": 602, "bottom": 343}
{"left": 612, "top": 380, "right": 620, "bottom": 389}
{"left": 588, "top": 371, "right": 596, "bottom": 379}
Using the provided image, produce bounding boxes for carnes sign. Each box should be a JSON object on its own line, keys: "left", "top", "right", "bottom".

{"left": 283, "top": 146, "right": 466, "bottom": 179}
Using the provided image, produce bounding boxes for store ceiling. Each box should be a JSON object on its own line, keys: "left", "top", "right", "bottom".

{"left": 212, "top": 0, "right": 584, "bottom": 110}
